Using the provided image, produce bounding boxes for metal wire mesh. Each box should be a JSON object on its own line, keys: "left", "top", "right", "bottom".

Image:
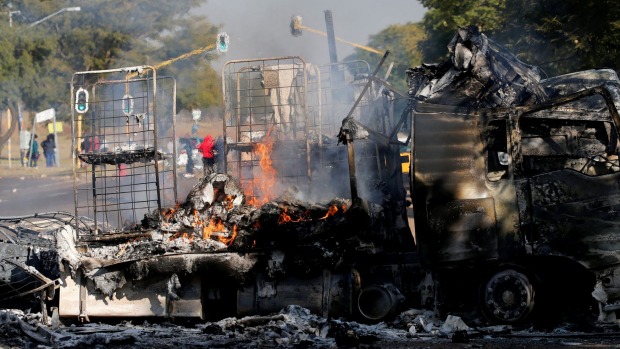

{"left": 222, "top": 57, "right": 386, "bottom": 203}
{"left": 71, "top": 68, "right": 177, "bottom": 235}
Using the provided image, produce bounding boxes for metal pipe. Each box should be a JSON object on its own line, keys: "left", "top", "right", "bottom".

{"left": 324, "top": 10, "right": 338, "bottom": 65}
{"left": 346, "top": 132, "right": 358, "bottom": 201}
{"left": 357, "top": 284, "right": 405, "bottom": 321}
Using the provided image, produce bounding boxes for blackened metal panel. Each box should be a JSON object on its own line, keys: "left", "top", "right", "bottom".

{"left": 426, "top": 198, "right": 498, "bottom": 262}
{"left": 413, "top": 109, "right": 499, "bottom": 266}
{"left": 528, "top": 170, "right": 620, "bottom": 269}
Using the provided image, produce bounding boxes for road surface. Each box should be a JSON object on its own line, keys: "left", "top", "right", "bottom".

{"left": 0, "top": 174, "right": 76, "bottom": 216}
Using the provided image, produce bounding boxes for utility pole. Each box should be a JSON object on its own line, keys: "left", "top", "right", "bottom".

{"left": 8, "top": 10, "right": 21, "bottom": 27}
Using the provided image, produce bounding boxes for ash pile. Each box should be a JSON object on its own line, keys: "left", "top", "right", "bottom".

{"left": 0, "top": 305, "right": 560, "bottom": 349}
{"left": 5, "top": 305, "right": 619, "bottom": 348}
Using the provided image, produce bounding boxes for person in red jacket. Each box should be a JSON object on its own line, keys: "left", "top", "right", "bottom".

{"left": 196, "top": 135, "right": 215, "bottom": 176}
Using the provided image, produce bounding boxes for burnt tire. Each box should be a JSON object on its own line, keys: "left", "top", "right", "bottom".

{"left": 479, "top": 268, "right": 536, "bottom": 324}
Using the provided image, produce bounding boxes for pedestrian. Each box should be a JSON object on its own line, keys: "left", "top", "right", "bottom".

{"left": 91, "top": 135, "right": 100, "bottom": 152}
{"left": 180, "top": 135, "right": 195, "bottom": 178}
{"left": 42, "top": 134, "right": 56, "bottom": 167}
{"left": 196, "top": 135, "right": 215, "bottom": 176}
{"left": 28, "top": 134, "right": 40, "bottom": 168}
{"left": 80, "top": 135, "right": 91, "bottom": 154}
{"left": 80, "top": 135, "right": 91, "bottom": 168}
{"left": 214, "top": 135, "right": 225, "bottom": 173}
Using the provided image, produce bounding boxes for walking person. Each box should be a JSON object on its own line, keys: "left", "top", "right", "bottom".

{"left": 196, "top": 135, "right": 215, "bottom": 177}
{"left": 28, "top": 134, "right": 40, "bottom": 168}
{"left": 42, "top": 134, "right": 56, "bottom": 167}
{"left": 180, "top": 135, "right": 195, "bottom": 178}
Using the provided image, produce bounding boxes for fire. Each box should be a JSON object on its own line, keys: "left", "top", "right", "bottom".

{"left": 320, "top": 205, "right": 339, "bottom": 219}
{"left": 278, "top": 207, "right": 302, "bottom": 224}
{"left": 219, "top": 225, "right": 238, "bottom": 246}
{"left": 244, "top": 129, "right": 277, "bottom": 206}
{"left": 162, "top": 203, "right": 181, "bottom": 221}
{"left": 319, "top": 204, "right": 347, "bottom": 219}
{"left": 169, "top": 232, "right": 195, "bottom": 242}
{"left": 278, "top": 204, "right": 344, "bottom": 224}
{"left": 192, "top": 210, "right": 200, "bottom": 227}
{"left": 224, "top": 195, "right": 236, "bottom": 210}
{"left": 202, "top": 218, "right": 226, "bottom": 239}
{"left": 200, "top": 218, "right": 238, "bottom": 246}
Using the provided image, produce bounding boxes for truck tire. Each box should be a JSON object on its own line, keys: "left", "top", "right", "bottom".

{"left": 479, "top": 267, "right": 536, "bottom": 324}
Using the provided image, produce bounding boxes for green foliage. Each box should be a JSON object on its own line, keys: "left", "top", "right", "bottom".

{"left": 0, "top": 0, "right": 222, "bottom": 118}
{"left": 419, "top": 0, "right": 506, "bottom": 61}
{"left": 345, "top": 22, "right": 426, "bottom": 95}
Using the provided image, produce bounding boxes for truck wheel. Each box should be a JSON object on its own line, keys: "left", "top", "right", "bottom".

{"left": 480, "top": 268, "right": 535, "bottom": 324}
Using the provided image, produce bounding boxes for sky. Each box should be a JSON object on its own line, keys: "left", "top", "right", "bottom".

{"left": 198, "top": 0, "right": 427, "bottom": 71}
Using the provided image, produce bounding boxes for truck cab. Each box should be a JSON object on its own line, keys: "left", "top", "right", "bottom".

{"left": 411, "top": 69, "right": 620, "bottom": 323}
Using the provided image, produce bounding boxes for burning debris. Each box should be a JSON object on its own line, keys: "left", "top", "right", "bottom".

{"left": 47, "top": 168, "right": 416, "bottom": 323}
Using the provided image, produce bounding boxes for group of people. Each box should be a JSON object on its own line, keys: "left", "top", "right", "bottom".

{"left": 26, "top": 133, "right": 56, "bottom": 168}
{"left": 180, "top": 134, "right": 224, "bottom": 178}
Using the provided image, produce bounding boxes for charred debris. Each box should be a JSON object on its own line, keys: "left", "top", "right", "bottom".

{"left": 2, "top": 25, "right": 620, "bottom": 342}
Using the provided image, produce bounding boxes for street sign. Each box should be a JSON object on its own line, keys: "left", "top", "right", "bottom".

{"left": 19, "top": 130, "right": 31, "bottom": 149}
{"left": 192, "top": 109, "right": 202, "bottom": 121}
{"left": 35, "top": 108, "right": 55, "bottom": 123}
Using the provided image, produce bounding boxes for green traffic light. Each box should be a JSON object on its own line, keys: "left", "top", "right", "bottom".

{"left": 75, "top": 88, "right": 89, "bottom": 114}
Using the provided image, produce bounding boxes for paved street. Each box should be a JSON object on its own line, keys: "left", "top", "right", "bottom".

{"left": 0, "top": 174, "right": 76, "bottom": 216}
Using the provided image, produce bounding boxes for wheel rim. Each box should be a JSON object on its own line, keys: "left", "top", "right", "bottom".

{"left": 481, "top": 268, "right": 535, "bottom": 323}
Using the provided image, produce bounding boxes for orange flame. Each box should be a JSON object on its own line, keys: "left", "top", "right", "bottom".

{"left": 224, "top": 195, "right": 236, "bottom": 210}
{"left": 162, "top": 203, "right": 181, "bottom": 221}
{"left": 320, "top": 205, "right": 340, "bottom": 219}
{"left": 200, "top": 218, "right": 238, "bottom": 246}
{"left": 244, "top": 129, "right": 277, "bottom": 206}
{"left": 169, "top": 231, "right": 195, "bottom": 242}
{"left": 278, "top": 207, "right": 302, "bottom": 224}
{"left": 202, "top": 218, "right": 226, "bottom": 239}
{"left": 219, "top": 225, "right": 238, "bottom": 246}
{"left": 192, "top": 210, "right": 200, "bottom": 227}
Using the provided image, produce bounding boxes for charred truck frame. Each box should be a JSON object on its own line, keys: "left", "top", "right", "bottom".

{"left": 2, "top": 27, "right": 620, "bottom": 327}
{"left": 402, "top": 26, "right": 620, "bottom": 324}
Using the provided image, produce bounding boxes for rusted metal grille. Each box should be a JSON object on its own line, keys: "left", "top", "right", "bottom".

{"left": 71, "top": 67, "right": 177, "bottom": 236}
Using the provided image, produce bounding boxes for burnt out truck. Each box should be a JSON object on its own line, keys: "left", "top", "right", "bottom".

{"left": 2, "top": 27, "right": 620, "bottom": 328}
{"left": 399, "top": 26, "right": 620, "bottom": 324}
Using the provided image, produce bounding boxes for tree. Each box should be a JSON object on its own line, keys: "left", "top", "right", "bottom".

{"left": 418, "top": 0, "right": 506, "bottom": 61}
{"left": 499, "top": 0, "right": 620, "bottom": 76}
{"left": 0, "top": 0, "right": 222, "bottom": 119}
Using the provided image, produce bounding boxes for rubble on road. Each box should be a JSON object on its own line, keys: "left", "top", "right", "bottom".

{"left": 2, "top": 305, "right": 618, "bottom": 348}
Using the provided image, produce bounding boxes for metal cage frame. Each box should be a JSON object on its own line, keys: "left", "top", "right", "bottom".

{"left": 70, "top": 66, "right": 177, "bottom": 237}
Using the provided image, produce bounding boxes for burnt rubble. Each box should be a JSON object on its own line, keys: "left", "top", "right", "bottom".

{"left": 0, "top": 306, "right": 441, "bottom": 348}
{"left": 4, "top": 305, "right": 620, "bottom": 349}
{"left": 56, "top": 172, "right": 408, "bottom": 303}
{"left": 78, "top": 147, "right": 165, "bottom": 166}
{"left": 407, "top": 25, "right": 547, "bottom": 108}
